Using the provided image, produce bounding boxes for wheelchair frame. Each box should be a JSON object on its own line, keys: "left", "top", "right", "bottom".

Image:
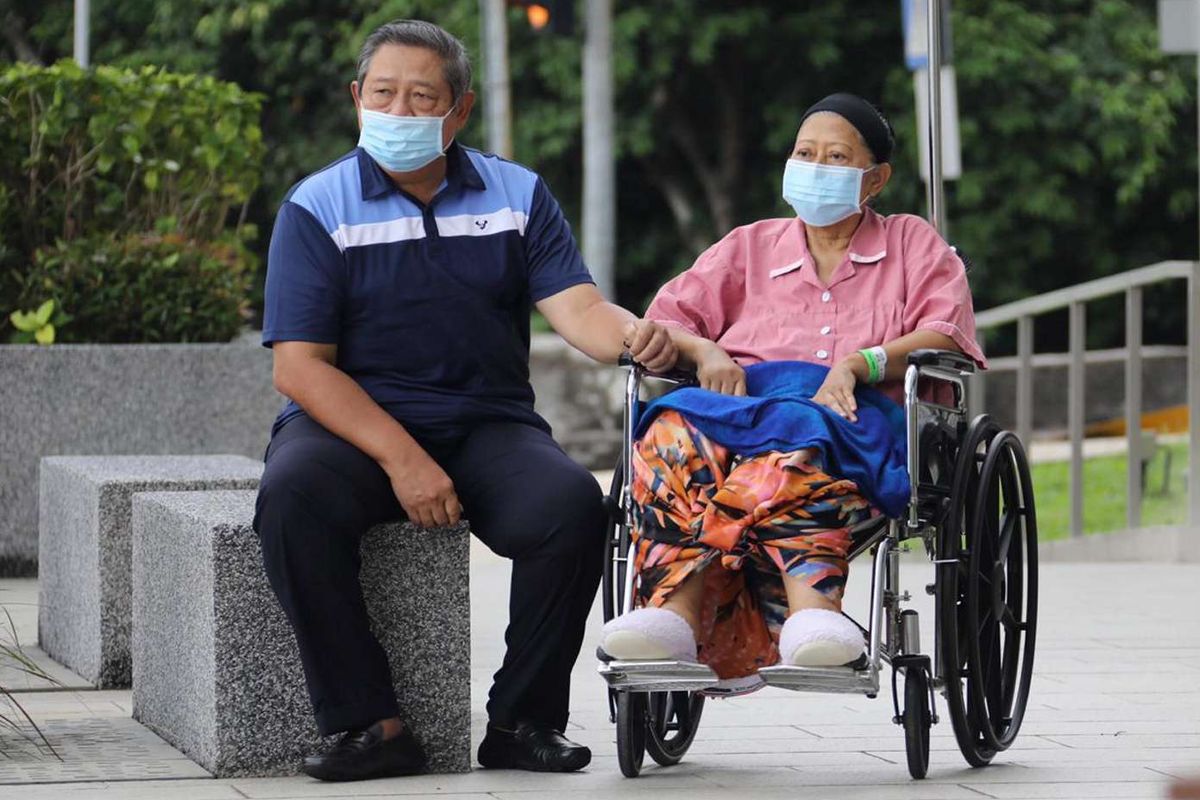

{"left": 598, "top": 350, "right": 1039, "bottom": 780}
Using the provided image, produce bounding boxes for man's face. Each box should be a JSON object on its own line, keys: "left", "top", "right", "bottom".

{"left": 350, "top": 43, "right": 475, "bottom": 152}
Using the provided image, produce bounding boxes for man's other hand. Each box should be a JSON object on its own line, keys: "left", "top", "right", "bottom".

{"left": 623, "top": 319, "right": 679, "bottom": 373}
{"left": 385, "top": 452, "right": 462, "bottom": 528}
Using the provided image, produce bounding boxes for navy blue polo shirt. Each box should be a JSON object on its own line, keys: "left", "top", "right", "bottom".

{"left": 262, "top": 142, "right": 594, "bottom": 442}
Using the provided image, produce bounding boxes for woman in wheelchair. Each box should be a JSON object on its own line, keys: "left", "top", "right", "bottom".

{"left": 599, "top": 93, "right": 986, "bottom": 690}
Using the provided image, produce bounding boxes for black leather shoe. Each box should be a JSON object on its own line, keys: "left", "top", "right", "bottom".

{"left": 301, "top": 725, "right": 426, "bottom": 782}
{"left": 477, "top": 720, "right": 591, "bottom": 772}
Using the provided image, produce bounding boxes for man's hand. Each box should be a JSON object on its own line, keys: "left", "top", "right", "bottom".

{"left": 693, "top": 340, "right": 746, "bottom": 396}
{"left": 623, "top": 319, "right": 679, "bottom": 373}
{"left": 384, "top": 450, "right": 462, "bottom": 528}
{"left": 812, "top": 360, "right": 860, "bottom": 422}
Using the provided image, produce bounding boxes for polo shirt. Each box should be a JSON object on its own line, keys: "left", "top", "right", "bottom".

{"left": 262, "top": 142, "right": 594, "bottom": 441}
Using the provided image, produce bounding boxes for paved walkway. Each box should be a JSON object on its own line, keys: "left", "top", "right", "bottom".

{"left": 2, "top": 526, "right": 1199, "bottom": 798}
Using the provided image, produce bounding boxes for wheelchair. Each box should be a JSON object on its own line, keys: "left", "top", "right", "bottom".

{"left": 598, "top": 349, "right": 1039, "bottom": 780}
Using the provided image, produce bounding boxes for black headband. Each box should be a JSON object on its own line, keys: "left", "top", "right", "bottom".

{"left": 800, "top": 93, "right": 895, "bottom": 164}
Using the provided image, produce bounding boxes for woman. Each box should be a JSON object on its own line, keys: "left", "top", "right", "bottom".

{"left": 599, "top": 93, "right": 986, "bottom": 688}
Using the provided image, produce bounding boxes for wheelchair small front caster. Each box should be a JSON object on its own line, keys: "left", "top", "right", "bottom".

{"left": 903, "top": 665, "right": 932, "bottom": 779}
{"left": 616, "top": 691, "right": 647, "bottom": 777}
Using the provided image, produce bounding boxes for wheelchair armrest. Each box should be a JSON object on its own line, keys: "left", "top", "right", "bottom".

{"left": 906, "top": 348, "right": 976, "bottom": 375}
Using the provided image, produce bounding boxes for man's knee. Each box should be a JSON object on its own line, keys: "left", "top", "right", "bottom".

{"left": 489, "top": 465, "right": 605, "bottom": 560}
{"left": 530, "top": 466, "right": 607, "bottom": 557}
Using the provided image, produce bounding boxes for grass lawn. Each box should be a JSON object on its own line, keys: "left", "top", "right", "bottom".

{"left": 1030, "top": 442, "right": 1189, "bottom": 541}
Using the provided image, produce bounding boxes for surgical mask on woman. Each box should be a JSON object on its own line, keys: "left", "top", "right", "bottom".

{"left": 782, "top": 159, "right": 877, "bottom": 227}
{"left": 358, "top": 106, "right": 456, "bottom": 173}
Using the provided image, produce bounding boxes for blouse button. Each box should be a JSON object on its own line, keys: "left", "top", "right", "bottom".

{"left": 821, "top": 291, "right": 832, "bottom": 302}
{"left": 820, "top": 325, "right": 832, "bottom": 335}
{"left": 816, "top": 349, "right": 829, "bottom": 359}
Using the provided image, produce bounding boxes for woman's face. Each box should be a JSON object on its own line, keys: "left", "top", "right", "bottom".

{"left": 791, "top": 112, "right": 890, "bottom": 203}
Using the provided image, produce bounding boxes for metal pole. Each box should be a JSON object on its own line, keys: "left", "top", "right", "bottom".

{"left": 582, "top": 0, "right": 616, "bottom": 299}
{"left": 74, "top": 0, "right": 90, "bottom": 67}
{"left": 1068, "top": 301, "right": 1086, "bottom": 538}
{"left": 480, "top": 0, "right": 512, "bottom": 158}
{"left": 1125, "top": 287, "right": 1143, "bottom": 529}
{"left": 924, "top": 0, "right": 945, "bottom": 233}
{"left": 1189, "top": 263, "right": 1200, "bottom": 526}
{"left": 1016, "top": 315, "right": 1033, "bottom": 450}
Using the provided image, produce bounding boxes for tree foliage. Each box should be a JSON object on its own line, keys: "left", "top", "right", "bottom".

{"left": 2, "top": 0, "right": 1195, "bottom": 348}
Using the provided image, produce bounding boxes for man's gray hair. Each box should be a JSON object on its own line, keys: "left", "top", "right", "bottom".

{"left": 356, "top": 19, "right": 472, "bottom": 103}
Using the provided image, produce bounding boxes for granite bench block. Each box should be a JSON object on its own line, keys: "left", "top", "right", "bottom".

{"left": 130, "top": 490, "right": 471, "bottom": 777}
{"left": 38, "top": 455, "right": 264, "bottom": 688}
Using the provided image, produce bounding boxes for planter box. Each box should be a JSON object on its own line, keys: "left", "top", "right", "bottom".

{"left": 0, "top": 343, "right": 282, "bottom": 576}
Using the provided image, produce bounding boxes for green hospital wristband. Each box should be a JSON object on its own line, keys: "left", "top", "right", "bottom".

{"left": 858, "top": 348, "right": 880, "bottom": 383}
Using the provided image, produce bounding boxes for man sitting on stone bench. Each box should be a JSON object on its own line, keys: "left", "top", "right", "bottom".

{"left": 253, "top": 18, "right": 676, "bottom": 783}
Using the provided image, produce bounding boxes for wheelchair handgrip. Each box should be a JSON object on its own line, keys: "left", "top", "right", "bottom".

{"left": 618, "top": 350, "right": 697, "bottom": 383}
{"left": 906, "top": 348, "right": 976, "bottom": 375}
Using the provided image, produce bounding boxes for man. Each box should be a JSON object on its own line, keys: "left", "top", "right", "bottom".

{"left": 253, "top": 18, "right": 675, "bottom": 782}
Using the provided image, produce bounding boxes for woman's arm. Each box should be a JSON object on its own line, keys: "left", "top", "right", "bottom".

{"left": 813, "top": 329, "right": 959, "bottom": 422}
{"left": 662, "top": 326, "right": 748, "bottom": 396}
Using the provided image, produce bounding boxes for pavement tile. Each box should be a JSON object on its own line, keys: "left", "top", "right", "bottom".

{"left": 489, "top": 785, "right": 985, "bottom": 800}
{"left": 2, "top": 780, "right": 245, "bottom": 799}
{"left": 231, "top": 768, "right": 715, "bottom": 797}
{"left": 961, "top": 779, "right": 1171, "bottom": 798}
{"left": 1041, "top": 733, "right": 1200, "bottom": 749}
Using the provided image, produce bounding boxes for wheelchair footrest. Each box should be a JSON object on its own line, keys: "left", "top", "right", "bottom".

{"left": 598, "top": 659, "right": 720, "bottom": 692}
{"left": 757, "top": 662, "right": 880, "bottom": 695}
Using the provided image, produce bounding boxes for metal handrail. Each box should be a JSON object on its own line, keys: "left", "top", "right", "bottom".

{"left": 971, "top": 260, "right": 1200, "bottom": 537}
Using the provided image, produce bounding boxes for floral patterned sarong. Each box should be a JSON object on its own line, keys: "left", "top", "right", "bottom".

{"left": 632, "top": 410, "right": 875, "bottom": 680}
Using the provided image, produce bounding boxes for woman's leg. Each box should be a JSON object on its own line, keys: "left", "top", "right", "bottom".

{"left": 600, "top": 411, "right": 734, "bottom": 662}
{"left": 713, "top": 449, "right": 872, "bottom": 666}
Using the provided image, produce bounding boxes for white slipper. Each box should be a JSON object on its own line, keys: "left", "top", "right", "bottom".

{"left": 599, "top": 607, "right": 698, "bottom": 662}
{"left": 779, "top": 608, "right": 865, "bottom": 667}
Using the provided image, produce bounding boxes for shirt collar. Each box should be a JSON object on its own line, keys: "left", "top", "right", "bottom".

{"left": 357, "top": 140, "right": 486, "bottom": 202}
{"left": 846, "top": 207, "right": 888, "bottom": 264}
{"left": 768, "top": 208, "right": 889, "bottom": 284}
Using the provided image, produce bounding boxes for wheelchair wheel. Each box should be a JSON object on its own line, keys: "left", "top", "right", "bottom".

{"left": 645, "top": 690, "right": 705, "bottom": 766}
{"left": 616, "top": 691, "right": 647, "bottom": 777}
{"left": 937, "top": 415, "right": 1000, "bottom": 767}
{"left": 965, "top": 430, "right": 1038, "bottom": 753}
{"left": 602, "top": 461, "right": 629, "bottom": 623}
{"left": 903, "top": 667, "right": 932, "bottom": 780}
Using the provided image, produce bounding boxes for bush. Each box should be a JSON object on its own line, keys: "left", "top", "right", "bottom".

{"left": 17, "top": 233, "right": 254, "bottom": 343}
{"left": 0, "top": 60, "right": 263, "bottom": 341}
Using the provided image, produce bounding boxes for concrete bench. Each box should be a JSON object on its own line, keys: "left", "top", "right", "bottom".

{"left": 130, "top": 490, "right": 470, "bottom": 777}
{"left": 38, "top": 455, "right": 264, "bottom": 687}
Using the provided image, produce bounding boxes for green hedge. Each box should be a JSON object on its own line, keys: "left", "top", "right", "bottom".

{"left": 19, "top": 233, "right": 253, "bottom": 343}
{"left": 0, "top": 60, "right": 264, "bottom": 343}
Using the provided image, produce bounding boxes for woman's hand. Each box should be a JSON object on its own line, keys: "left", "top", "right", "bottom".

{"left": 623, "top": 319, "right": 679, "bottom": 373}
{"left": 812, "top": 360, "right": 860, "bottom": 422}
{"left": 693, "top": 340, "right": 746, "bottom": 396}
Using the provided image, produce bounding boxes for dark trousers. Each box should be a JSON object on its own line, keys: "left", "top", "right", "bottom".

{"left": 252, "top": 413, "right": 605, "bottom": 736}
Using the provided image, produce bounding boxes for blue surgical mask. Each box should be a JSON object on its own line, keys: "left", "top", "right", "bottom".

{"left": 357, "top": 106, "right": 455, "bottom": 173}
{"left": 782, "top": 159, "right": 875, "bottom": 227}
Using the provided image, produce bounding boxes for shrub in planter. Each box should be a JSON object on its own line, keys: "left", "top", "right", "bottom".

{"left": 15, "top": 232, "right": 254, "bottom": 344}
{"left": 0, "top": 60, "right": 263, "bottom": 332}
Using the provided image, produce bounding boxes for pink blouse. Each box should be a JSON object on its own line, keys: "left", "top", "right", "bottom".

{"left": 644, "top": 208, "right": 987, "bottom": 405}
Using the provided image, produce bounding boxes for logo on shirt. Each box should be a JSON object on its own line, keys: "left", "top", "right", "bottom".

{"left": 475, "top": 219, "right": 489, "bottom": 230}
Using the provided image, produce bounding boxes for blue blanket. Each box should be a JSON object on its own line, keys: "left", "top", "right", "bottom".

{"left": 635, "top": 361, "right": 910, "bottom": 517}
